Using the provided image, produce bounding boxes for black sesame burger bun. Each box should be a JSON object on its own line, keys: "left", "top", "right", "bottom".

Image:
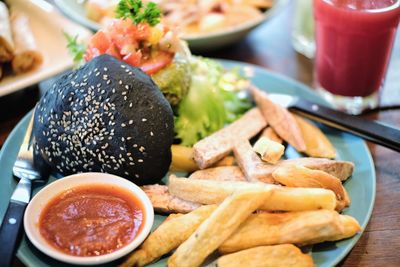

{"left": 33, "top": 54, "right": 174, "bottom": 185}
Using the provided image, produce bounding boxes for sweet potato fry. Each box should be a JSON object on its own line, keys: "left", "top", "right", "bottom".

{"left": 294, "top": 114, "right": 336, "bottom": 159}
{"left": 170, "top": 145, "right": 199, "bottom": 173}
{"left": 170, "top": 145, "right": 235, "bottom": 172}
{"left": 188, "top": 166, "right": 246, "bottom": 181}
{"left": 260, "top": 126, "right": 283, "bottom": 144}
{"left": 168, "top": 175, "right": 337, "bottom": 211}
{"left": 219, "top": 210, "right": 361, "bottom": 253}
{"left": 253, "top": 137, "right": 285, "bottom": 164}
{"left": 250, "top": 85, "right": 306, "bottom": 152}
{"left": 214, "top": 156, "right": 236, "bottom": 167}
{"left": 217, "top": 244, "right": 314, "bottom": 267}
{"left": 119, "top": 205, "right": 217, "bottom": 267}
{"left": 193, "top": 107, "right": 267, "bottom": 169}
{"left": 272, "top": 164, "right": 350, "bottom": 211}
{"left": 168, "top": 188, "right": 271, "bottom": 267}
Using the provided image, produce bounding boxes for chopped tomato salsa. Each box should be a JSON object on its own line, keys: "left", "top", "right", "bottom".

{"left": 84, "top": 19, "right": 179, "bottom": 75}
{"left": 39, "top": 184, "right": 144, "bottom": 257}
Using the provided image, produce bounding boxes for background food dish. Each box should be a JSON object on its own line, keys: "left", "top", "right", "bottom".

{"left": 54, "top": 0, "right": 289, "bottom": 51}
{"left": 0, "top": 60, "right": 375, "bottom": 266}
{"left": 0, "top": 0, "right": 92, "bottom": 98}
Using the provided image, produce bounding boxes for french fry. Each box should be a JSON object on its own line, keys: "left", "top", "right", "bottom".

{"left": 233, "top": 139, "right": 276, "bottom": 183}
{"left": 217, "top": 244, "right": 314, "bottom": 267}
{"left": 170, "top": 145, "right": 236, "bottom": 172}
{"left": 119, "top": 205, "right": 217, "bottom": 267}
{"left": 294, "top": 114, "right": 336, "bottom": 159}
{"left": 168, "top": 175, "right": 337, "bottom": 211}
{"left": 188, "top": 166, "right": 246, "bottom": 181}
{"left": 170, "top": 145, "right": 199, "bottom": 173}
{"left": 193, "top": 107, "right": 267, "bottom": 169}
{"left": 337, "top": 215, "right": 362, "bottom": 240}
{"left": 260, "top": 126, "right": 283, "bottom": 143}
{"left": 282, "top": 157, "right": 354, "bottom": 181}
{"left": 168, "top": 188, "right": 272, "bottom": 267}
{"left": 219, "top": 210, "right": 361, "bottom": 253}
{"left": 253, "top": 136, "right": 285, "bottom": 164}
{"left": 250, "top": 85, "right": 306, "bottom": 152}
{"left": 272, "top": 164, "right": 350, "bottom": 211}
{"left": 141, "top": 184, "right": 201, "bottom": 214}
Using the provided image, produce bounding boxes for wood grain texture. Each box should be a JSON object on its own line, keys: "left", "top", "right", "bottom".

{"left": 2, "top": 0, "right": 400, "bottom": 266}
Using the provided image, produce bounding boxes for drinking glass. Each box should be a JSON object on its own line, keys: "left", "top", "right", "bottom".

{"left": 314, "top": 0, "right": 400, "bottom": 114}
{"left": 292, "top": 0, "right": 315, "bottom": 58}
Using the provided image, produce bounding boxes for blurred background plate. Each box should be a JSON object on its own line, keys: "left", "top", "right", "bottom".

{"left": 0, "top": 0, "right": 92, "bottom": 97}
{"left": 54, "top": 0, "right": 288, "bottom": 52}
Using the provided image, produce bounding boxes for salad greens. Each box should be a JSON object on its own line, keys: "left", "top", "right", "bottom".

{"left": 115, "top": 0, "right": 161, "bottom": 26}
{"left": 175, "top": 57, "right": 252, "bottom": 146}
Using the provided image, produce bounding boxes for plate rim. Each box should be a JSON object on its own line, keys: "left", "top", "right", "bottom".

{"left": 0, "top": 59, "right": 376, "bottom": 267}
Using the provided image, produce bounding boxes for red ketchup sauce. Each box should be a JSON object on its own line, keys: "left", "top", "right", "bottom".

{"left": 39, "top": 184, "right": 145, "bottom": 257}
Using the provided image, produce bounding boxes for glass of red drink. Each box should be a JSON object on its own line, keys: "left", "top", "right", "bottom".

{"left": 314, "top": 0, "right": 400, "bottom": 114}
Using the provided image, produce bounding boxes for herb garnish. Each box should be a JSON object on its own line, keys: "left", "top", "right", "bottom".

{"left": 64, "top": 32, "right": 85, "bottom": 67}
{"left": 115, "top": 0, "right": 161, "bottom": 26}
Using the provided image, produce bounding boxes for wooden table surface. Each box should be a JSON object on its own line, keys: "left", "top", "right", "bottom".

{"left": 1, "top": 0, "right": 399, "bottom": 266}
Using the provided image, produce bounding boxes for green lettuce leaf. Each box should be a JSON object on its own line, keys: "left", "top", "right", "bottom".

{"left": 175, "top": 57, "right": 252, "bottom": 146}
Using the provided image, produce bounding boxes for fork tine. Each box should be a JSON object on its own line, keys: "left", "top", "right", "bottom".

{"left": 19, "top": 109, "right": 35, "bottom": 153}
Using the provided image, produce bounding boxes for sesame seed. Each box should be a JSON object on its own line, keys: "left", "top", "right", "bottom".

{"left": 150, "top": 131, "right": 154, "bottom": 136}
{"left": 142, "top": 118, "right": 147, "bottom": 122}
{"left": 138, "top": 159, "right": 143, "bottom": 163}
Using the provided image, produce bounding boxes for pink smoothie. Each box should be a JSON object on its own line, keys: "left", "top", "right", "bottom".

{"left": 314, "top": 0, "right": 400, "bottom": 97}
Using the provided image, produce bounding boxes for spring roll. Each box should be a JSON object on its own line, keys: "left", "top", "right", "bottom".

{"left": 0, "top": 2, "right": 14, "bottom": 62}
{"left": 10, "top": 11, "right": 42, "bottom": 73}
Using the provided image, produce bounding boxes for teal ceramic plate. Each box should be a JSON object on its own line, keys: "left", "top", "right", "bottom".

{"left": 0, "top": 60, "right": 375, "bottom": 267}
{"left": 53, "top": 0, "right": 288, "bottom": 51}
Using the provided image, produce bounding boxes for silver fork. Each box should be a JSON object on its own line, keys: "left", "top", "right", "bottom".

{"left": 0, "top": 112, "right": 49, "bottom": 267}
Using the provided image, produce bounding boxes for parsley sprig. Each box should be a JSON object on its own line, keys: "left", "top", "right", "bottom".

{"left": 116, "top": 0, "right": 161, "bottom": 26}
{"left": 64, "top": 32, "right": 85, "bottom": 67}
